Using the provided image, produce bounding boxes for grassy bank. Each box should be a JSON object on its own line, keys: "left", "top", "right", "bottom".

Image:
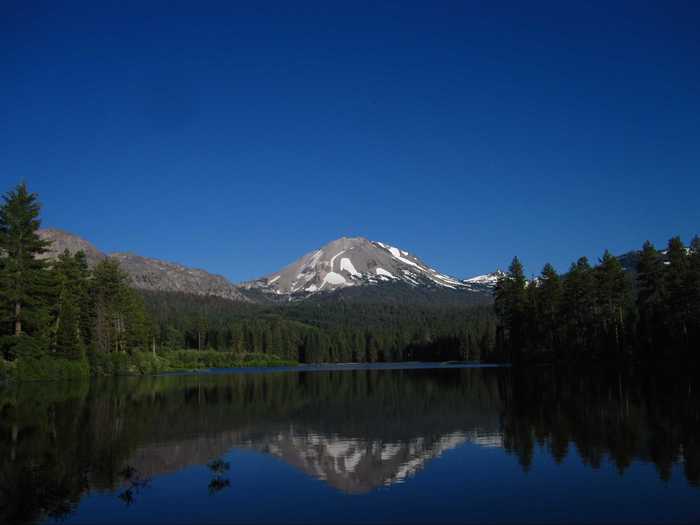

{"left": 0, "top": 351, "right": 298, "bottom": 382}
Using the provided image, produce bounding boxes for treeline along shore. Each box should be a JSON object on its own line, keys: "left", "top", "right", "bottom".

{"left": 1, "top": 182, "right": 698, "bottom": 381}
{"left": 494, "top": 236, "right": 700, "bottom": 365}
{"left": 0, "top": 183, "right": 298, "bottom": 380}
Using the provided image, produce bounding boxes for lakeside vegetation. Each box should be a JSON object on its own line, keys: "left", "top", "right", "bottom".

{"left": 0, "top": 183, "right": 296, "bottom": 381}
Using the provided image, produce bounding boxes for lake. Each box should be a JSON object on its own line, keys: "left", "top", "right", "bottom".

{"left": 1, "top": 363, "right": 698, "bottom": 524}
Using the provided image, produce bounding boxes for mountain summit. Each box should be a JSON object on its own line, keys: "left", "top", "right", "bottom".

{"left": 242, "top": 237, "right": 484, "bottom": 297}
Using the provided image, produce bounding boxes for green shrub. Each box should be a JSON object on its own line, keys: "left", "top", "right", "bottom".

{"left": 1, "top": 334, "right": 50, "bottom": 361}
{"left": 89, "top": 352, "right": 132, "bottom": 376}
{"left": 0, "top": 359, "right": 14, "bottom": 382}
{"left": 7, "top": 349, "right": 296, "bottom": 381}
{"left": 15, "top": 356, "right": 90, "bottom": 381}
{"left": 131, "top": 352, "right": 168, "bottom": 374}
{"left": 88, "top": 351, "right": 168, "bottom": 376}
{"left": 161, "top": 350, "right": 297, "bottom": 371}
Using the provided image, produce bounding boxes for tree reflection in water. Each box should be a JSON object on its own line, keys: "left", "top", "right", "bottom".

{"left": 207, "top": 459, "right": 231, "bottom": 495}
{"left": 0, "top": 365, "right": 698, "bottom": 523}
{"left": 117, "top": 466, "right": 150, "bottom": 506}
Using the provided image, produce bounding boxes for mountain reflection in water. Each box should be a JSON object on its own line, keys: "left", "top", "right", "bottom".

{"left": 0, "top": 365, "right": 698, "bottom": 524}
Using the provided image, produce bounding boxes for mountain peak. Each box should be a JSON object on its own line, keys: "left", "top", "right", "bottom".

{"left": 244, "top": 236, "right": 475, "bottom": 297}
{"left": 37, "top": 228, "right": 106, "bottom": 266}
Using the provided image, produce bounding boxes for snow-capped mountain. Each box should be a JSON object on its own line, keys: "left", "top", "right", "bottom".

{"left": 462, "top": 270, "right": 505, "bottom": 292}
{"left": 242, "top": 236, "right": 497, "bottom": 299}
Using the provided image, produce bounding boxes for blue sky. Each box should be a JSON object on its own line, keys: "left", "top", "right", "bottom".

{"left": 2, "top": 1, "right": 698, "bottom": 282}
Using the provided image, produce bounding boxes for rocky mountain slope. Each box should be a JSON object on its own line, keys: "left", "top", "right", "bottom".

{"left": 38, "top": 229, "right": 249, "bottom": 302}
{"left": 37, "top": 228, "right": 106, "bottom": 266}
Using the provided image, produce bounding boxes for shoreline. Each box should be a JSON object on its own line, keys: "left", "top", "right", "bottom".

{"left": 0, "top": 359, "right": 510, "bottom": 384}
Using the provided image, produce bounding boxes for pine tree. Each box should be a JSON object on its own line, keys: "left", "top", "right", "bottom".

{"left": 665, "top": 237, "right": 691, "bottom": 348}
{"left": 365, "top": 332, "right": 379, "bottom": 363}
{"left": 494, "top": 257, "right": 528, "bottom": 360}
{"left": 51, "top": 250, "right": 89, "bottom": 359}
{"left": 688, "top": 236, "right": 700, "bottom": 348}
{"left": 561, "top": 257, "right": 596, "bottom": 353}
{"left": 0, "top": 183, "right": 53, "bottom": 359}
{"left": 90, "top": 258, "right": 149, "bottom": 354}
{"left": 536, "top": 263, "right": 562, "bottom": 353}
{"left": 524, "top": 280, "right": 539, "bottom": 350}
{"left": 595, "top": 250, "right": 631, "bottom": 353}
{"left": 636, "top": 240, "right": 666, "bottom": 350}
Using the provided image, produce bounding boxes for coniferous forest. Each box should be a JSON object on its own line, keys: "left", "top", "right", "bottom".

{"left": 0, "top": 184, "right": 163, "bottom": 379}
{"left": 494, "top": 239, "right": 700, "bottom": 365}
{"left": 1, "top": 181, "right": 698, "bottom": 381}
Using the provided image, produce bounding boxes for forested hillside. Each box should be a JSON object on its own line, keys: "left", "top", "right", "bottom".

{"left": 142, "top": 290, "right": 496, "bottom": 364}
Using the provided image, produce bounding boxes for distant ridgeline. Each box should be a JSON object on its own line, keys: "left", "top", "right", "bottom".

{"left": 493, "top": 235, "right": 700, "bottom": 364}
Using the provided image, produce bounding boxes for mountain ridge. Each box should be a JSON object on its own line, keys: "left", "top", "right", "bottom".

{"left": 38, "top": 229, "right": 250, "bottom": 302}
{"left": 36, "top": 228, "right": 682, "bottom": 305}
{"left": 37, "top": 229, "right": 501, "bottom": 304}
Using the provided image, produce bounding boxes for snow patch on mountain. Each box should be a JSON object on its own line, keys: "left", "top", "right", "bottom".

{"left": 329, "top": 250, "right": 345, "bottom": 271}
{"left": 340, "top": 257, "right": 360, "bottom": 277}
{"left": 375, "top": 267, "right": 395, "bottom": 279}
{"left": 323, "top": 272, "right": 347, "bottom": 286}
{"left": 386, "top": 245, "right": 422, "bottom": 269}
{"left": 463, "top": 271, "right": 504, "bottom": 286}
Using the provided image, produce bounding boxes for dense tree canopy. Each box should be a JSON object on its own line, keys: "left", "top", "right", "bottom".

{"left": 141, "top": 290, "right": 496, "bottom": 364}
{"left": 495, "top": 236, "right": 700, "bottom": 363}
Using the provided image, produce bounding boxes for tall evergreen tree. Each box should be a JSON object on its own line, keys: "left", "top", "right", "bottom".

{"left": 665, "top": 237, "right": 691, "bottom": 347}
{"left": 0, "top": 183, "right": 53, "bottom": 358}
{"left": 536, "top": 263, "right": 562, "bottom": 353}
{"left": 688, "top": 236, "right": 700, "bottom": 347}
{"left": 51, "top": 250, "right": 90, "bottom": 359}
{"left": 89, "top": 259, "right": 149, "bottom": 354}
{"left": 561, "top": 257, "right": 596, "bottom": 352}
{"left": 595, "top": 250, "right": 631, "bottom": 353}
{"left": 494, "top": 257, "right": 528, "bottom": 360}
{"left": 636, "top": 240, "right": 666, "bottom": 349}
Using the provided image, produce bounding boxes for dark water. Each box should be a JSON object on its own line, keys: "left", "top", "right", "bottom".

{"left": 1, "top": 364, "right": 699, "bottom": 524}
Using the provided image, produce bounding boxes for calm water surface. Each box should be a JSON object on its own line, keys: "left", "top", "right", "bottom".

{"left": 1, "top": 364, "right": 699, "bottom": 524}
